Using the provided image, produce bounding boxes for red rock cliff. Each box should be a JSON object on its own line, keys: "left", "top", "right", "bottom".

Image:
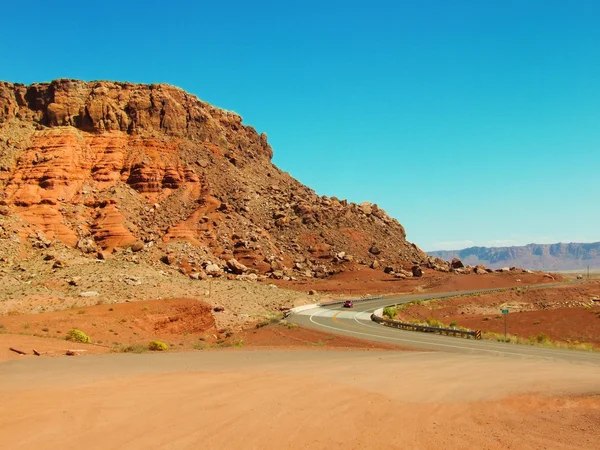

{"left": 0, "top": 79, "right": 431, "bottom": 277}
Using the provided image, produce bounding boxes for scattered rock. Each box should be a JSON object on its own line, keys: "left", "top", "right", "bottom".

{"left": 52, "top": 260, "right": 66, "bottom": 269}
{"left": 67, "top": 277, "right": 81, "bottom": 286}
{"left": 474, "top": 265, "right": 487, "bottom": 275}
{"left": 205, "top": 264, "right": 222, "bottom": 277}
{"left": 189, "top": 271, "right": 207, "bottom": 280}
{"left": 450, "top": 258, "right": 464, "bottom": 269}
{"left": 213, "top": 306, "right": 225, "bottom": 312}
{"left": 76, "top": 238, "right": 97, "bottom": 254}
{"left": 411, "top": 265, "right": 423, "bottom": 277}
{"left": 130, "top": 241, "right": 144, "bottom": 252}
{"left": 226, "top": 258, "right": 248, "bottom": 274}
{"left": 79, "top": 291, "right": 99, "bottom": 297}
{"left": 161, "top": 254, "right": 177, "bottom": 265}
{"left": 369, "top": 244, "right": 381, "bottom": 255}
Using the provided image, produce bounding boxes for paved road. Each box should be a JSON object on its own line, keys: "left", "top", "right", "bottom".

{"left": 289, "top": 285, "right": 600, "bottom": 365}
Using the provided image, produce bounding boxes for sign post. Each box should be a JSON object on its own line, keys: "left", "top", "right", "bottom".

{"left": 501, "top": 308, "right": 509, "bottom": 340}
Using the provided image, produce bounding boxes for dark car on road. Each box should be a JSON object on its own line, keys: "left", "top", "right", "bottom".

{"left": 343, "top": 300, "right": 354, "bottom": 308}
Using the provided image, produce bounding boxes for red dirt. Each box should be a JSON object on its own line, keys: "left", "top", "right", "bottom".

{"left": 0, "top": 298, "right": 217, "bottom": 359}
{"left": 276, "top": 263, "right": 562, "bottom": 296}
{"left": 397, "top": 281, "right": 600, "bottom": 346}
{"left": 0, "top": 297, "right": 405, "bottom": 362}
{"left": 234, "top": 323, "right": 409, "bottom": 351}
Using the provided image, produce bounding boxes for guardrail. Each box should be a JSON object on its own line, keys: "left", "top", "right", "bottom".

{"left": 371, "top": 314, "right": 481, "bottom": 340}
{"left": 319, "top": 295, "right": 384, "bottom": 307}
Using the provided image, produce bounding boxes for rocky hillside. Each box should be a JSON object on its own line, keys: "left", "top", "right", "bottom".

{"left": 428, "top": 242, "right": 600, "bottom": 271}
{"left": 0, "top": 79, "right": 436, "bottom": 280}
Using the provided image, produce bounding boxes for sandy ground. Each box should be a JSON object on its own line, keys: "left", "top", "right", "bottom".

{"left": 1, "top": 350, "right": 599, "bottom": 449}
{"left": 0, "top": 319, "right": 404, "bottom": 362}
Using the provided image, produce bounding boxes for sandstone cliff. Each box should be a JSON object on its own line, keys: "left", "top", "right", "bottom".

{"left": 0, "top": 79, "right": 431, "bottom": 279}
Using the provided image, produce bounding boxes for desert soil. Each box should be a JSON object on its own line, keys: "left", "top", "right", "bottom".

{"left": 1, "top": 350, "right": 598, "bottom": 449}
{"left": 0, "top": 264, "right": 562, "bottom": 359}
{"left": 396, "top": 281, "right": 600, "bottom": 346}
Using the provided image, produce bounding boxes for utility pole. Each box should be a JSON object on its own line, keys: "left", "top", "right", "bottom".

{"left": 588, "top": 265, "right": 590, "bottom": 281}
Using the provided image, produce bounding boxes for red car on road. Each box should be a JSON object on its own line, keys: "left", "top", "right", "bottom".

{"left": 343, "top": 300, "right": 354, "bottom": 308}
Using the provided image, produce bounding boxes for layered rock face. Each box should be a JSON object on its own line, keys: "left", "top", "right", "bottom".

{"left": 0, "top": 79, "right": 430, "bottom": 277}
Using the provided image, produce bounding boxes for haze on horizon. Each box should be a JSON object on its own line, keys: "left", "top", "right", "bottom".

{"left": 1, "top": 0, "right": 598, "bottom": 252}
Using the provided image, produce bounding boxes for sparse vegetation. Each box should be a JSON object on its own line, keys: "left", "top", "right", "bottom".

{"left": 121, "top": 343, "right": 148, "bottom": 353}
{"left": 148, "top": 340, "right": 168, "bottom": 351}
{"left": 66, "top": 329, "right": 91, "bottom": 343}
{"left": 383, "top": 306, "right": 397, "bottom": 319}
{"left": 426, "top": 318, "right": 445, "bottom": 328}
{"left": 482, "top": 331, "right": 597, "bottom": 352}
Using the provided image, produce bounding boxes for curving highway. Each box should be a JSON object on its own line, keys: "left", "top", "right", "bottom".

{"left": 289, "top": 286, "right": 600, "bottom": 365}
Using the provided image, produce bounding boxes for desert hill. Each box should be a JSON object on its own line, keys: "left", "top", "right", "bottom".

{"left": 0, "top": 79, "right": 437, "bottom": 279}
{"left": 428, "top": 242, "right": 600, "bottom": 271}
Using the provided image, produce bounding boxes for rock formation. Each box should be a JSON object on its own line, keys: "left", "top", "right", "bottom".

{"left": 0, "top": 79, "right": 432, "bottom": 278}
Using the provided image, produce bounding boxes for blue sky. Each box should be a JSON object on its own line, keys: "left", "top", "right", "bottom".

{"left": 1, "top": 1, "right": 599, "bottom": 250}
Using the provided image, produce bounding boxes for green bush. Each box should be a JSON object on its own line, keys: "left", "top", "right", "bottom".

{"left": 535, "top": 333, "right": 549, "bottom": 344}
{"left": 426, "top": 318, "right": 445, "bottom": 328}
{"left": 66, "top": 329, "right": 91, "bottom": 343}
{"left": 449, "top": 321, "right": 458, "bottom": 328}
{"left": 383, "top": 306, "right": 397, "bottom": 319}
{"left": 148, "top": 340, "right": 168, "bottom": 351}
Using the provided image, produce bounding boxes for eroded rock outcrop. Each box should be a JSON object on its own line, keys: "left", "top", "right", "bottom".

{"left": 0, "top": 79, "right": 429, "bottom": 276}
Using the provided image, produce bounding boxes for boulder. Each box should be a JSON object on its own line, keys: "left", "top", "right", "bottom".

{"left": 359, "top": 202, "right": 373, "bottom": 215}
{"left": 369, "top": 244, "right": 381, "bottom": 255}
{"left": 450, "top": 258, "right": 464, "bottom": 269}
{"left": 205, "top": 264, "right": 222, "bottom": 277}
{"left": 270, "top": 259, "right": 285, "bottom": 271}
{"left": 226, "top": 258, "right": 248, "bottom": 274}
{"left": 370, "top": 260, "right": 380, "bottom": 269}
{"left": 270, "top": 270, "right": 284, "bottom": 279}
{"left": 399, "top": 269, "right": 413, "bottom": 278}
{"left": 161, "top": 254, "right": 177, "bottom": 265}
{"left": 52, "top": 259, "right": 66, "bottom": 269}
{"left": 411, "top": 265, "right": 423, "bottom": 277}
{"left": 189, "top": 271, "right": 207, "bottom": 280}
{"left": 130, "top": 241, "right": 144, "bottom": 252}
{"left": 474, "top": 265, "right": 487, "bottom": 275}
{"left": 79, "top": 291, "right": 99, "bottom": 297}
{"left": 76, "top": 238, "right": 97, "bottom": 254}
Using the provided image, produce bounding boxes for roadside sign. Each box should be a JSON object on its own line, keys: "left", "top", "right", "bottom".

{"left": 501, "top": 309, "right": 509, "bottom": 314}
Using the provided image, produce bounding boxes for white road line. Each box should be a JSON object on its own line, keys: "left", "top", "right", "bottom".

{"left": 308, "top": 309, "right": 546, "bottom": 357}
{"left": 350, "top": 305, "right": 600, "bottom": 361}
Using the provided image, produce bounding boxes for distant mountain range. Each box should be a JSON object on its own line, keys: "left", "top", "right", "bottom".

{"left": 428, "top": 242, "right": 600, "bottom": 271}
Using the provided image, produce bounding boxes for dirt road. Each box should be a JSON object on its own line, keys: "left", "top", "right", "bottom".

{"left": 1, "top": 350, "right": 599, "bottom": 449}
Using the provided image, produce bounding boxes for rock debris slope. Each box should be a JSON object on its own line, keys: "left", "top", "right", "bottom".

{"left": 0, "top": 79, "right": 434, "bottom": 279}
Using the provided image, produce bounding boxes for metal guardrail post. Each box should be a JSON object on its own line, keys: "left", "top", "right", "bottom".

{"left": 371, "top": 314, "right": 482, "bottom": 340}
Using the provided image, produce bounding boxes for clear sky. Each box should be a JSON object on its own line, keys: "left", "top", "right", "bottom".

{"left": 1, "top": 1, "right": 599, "bottom": 251}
